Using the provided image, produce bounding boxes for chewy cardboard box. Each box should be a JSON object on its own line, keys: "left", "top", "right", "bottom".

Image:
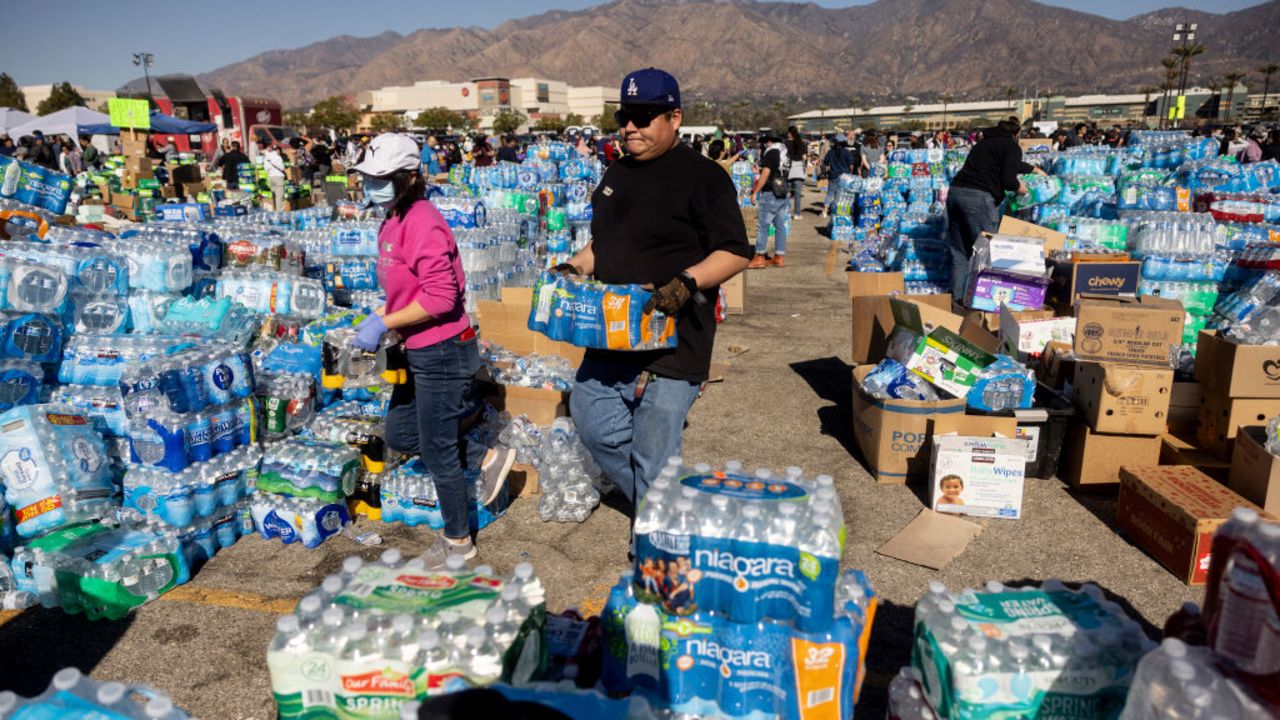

{"left": 477, "top": 287, "right": 585, "bottom": 426}
{"left": 1160, "top": 433, "right": 1232, "bottom": 485}
{"left": 1197, "top": 392, "right": 1280, "bottom": 460}
{"left": 1116, "top": 465, "right": 1272, "bottom": 585}
{"left": 1048, "top": 258, "right": 1141, "bottom": 305}
{"left": 851, "top": 365, "right": 965, "bottom": 484}
{"left": 1060, "top": 425, "right": 1161, "bottom": 489}
{"left": 846, "top": 272, "right": 951, "bottom": 364}
{"left": 1072, "top": 295, "right": 1184, "bottom": 367}
{"left": 1228, "top": 426, "right": 1280, "bottom": 514}
{"left": 1073, "top": 362, "right": 1173, "bottom": 435}
{"left": 1194, "top": 330, "right": 1280, "bottom": 398}
{"left": 930, "top": 435, "right": 1029, "bottom": 519}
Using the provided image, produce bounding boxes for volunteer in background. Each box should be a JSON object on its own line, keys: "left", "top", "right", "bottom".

{"left": 557, "top": 68, "right": 752, "bottom": 522}
{"left": 819, "top": 133, "right": 862, "bottom": 218}
{"left": 748, "top": 128, "right": 791, "bottom": 268}
{"left": 260, "top": 143, "right": 288, "bottom": 211}
{"left": 785, "top": 126, "right": 808, "bottom": 220}
{"left": 216, "top": 141, "right": 248, "bottom": 189}
{"left": 349, "top": 133, "right": 516, "bottom": 567}
{"left": 310, "top": 139, "right": 332, "bottom": 187}
{"left": 946, "top": 116, "right": 1042, "bottom": 298}
{"left": 421, "top": 134, "right": 442, "bottom": 176}
{"left": 78, "top": 136, "right": 99, "bottom": 172}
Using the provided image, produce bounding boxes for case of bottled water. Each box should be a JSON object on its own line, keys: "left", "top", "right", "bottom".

{"left": 216, "top": 269, "right": 327, "bottom": 319}
{"left": 267, "top": 554, "right": 546, "bottom": 718}
{"left": 99, "top": 237, "right": 194, "bottom": 293}
{"left": 250, "top": 494, "right": 349, "bottom": 548}
{"left": 124, "top": 396, "right": 259, "bottom": 474}
{"left": 0, "top": 405, "right": 115, "bottom": 539}
{"left": 0, "top": 311, "right": 63, "bottom": 363}
{"left": 602, "top": 569, "right": 875, "bottom": 720}
{"left": 257, "top": 371, "right": 316, "bottom": 440}
{"left": 911, "top": 579, "right": 1156, "bottom": 720}
{"left": 0, "top": 667, "right": 191, "bottom": 719}
{"left": 379, "top": 459, "right": 508, "bottom": 532}
{"left": 527, "top": 272, "right": 676, "bottom": 351}
{"left": 169, "top": 499, "right": 255, "bottom": 574}
{"left": 258, "top": 438, "right": 361, "bottom": 503}
{"left": 9, "top": 521, "right": 187, "bottom": 620}
{"left": 122, "top": 445, "right": 261, "bottom": 529}
{"left": 633, "top": 459, "right": 844, "bottom": 631}
{"left": 321, "top": 327, "right": 408, "bottom": 389}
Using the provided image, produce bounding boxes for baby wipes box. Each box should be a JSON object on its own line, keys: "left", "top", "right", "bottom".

{"left": 930, "top": 435, "right": 1028, "bottom": 520}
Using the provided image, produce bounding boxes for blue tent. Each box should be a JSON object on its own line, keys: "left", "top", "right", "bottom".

{"left": 80, "top": 111, "right": 217, "bottom": 136}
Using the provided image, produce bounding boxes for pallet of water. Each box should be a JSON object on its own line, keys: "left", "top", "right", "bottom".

{"left": 633, "top": 459, "right": 844, "bottom": 630}
{"left": 267, "top": 551, "right": 546, "bottom": 720}
{"left": 912, "top": 579, "right": 1158, "bottom": 720}
{"left": 0, "top": 667, "right": 191, "bottom": 719}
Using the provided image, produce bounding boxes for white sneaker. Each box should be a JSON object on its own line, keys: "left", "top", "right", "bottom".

{"left": 478, "top": 447, "right": 516, "bottom": 505}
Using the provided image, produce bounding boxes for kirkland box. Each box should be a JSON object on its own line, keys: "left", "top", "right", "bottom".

{"left": 1116, "top": 465, "right": 1272, "bottom": 585}
{"left": 852, "top": 365, "right": 965, "bottom": 484}
{"left": 1072, "top": 295, "right": 1183, "bottom": 367}
{"left": 930, "top": 435, "right": 1028, "bottom": 519}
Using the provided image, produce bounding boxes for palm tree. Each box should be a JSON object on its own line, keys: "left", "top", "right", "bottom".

{"left": 1160, "top": 57, "right": 1180, "bottom": 127}
{"left": 1004, "top": 87, "right": 1018, "bottom": 112}
{"left": 1205, "top": 78, "right": 1221, "bottom": 121}
{"left": 1139, "top": 86, "right": 1160, "bottom": 126}
{"left": 940, "top": 93, "right": 953, "bottom": 130}
{"left": 1223, "top": 71, "right": 1248, "bottom": 122}
{"left": 1258, "top": 63, "right": 1280, "bottom": 119}
{"left": 1171, "top": 43, "right": 1206, "bottom": 96}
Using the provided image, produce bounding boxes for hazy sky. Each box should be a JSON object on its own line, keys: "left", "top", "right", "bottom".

{"left": 2, "top": 0, "right": 1266, "bottom": 90}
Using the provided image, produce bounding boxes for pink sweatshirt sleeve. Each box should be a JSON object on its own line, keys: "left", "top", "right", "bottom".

{"left": 403, "top": 205, "right": 461, "bottom": 318}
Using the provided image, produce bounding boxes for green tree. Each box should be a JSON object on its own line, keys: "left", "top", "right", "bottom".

{"left": 36, "top": 82, "right": 85, "bottom": 115}
{"left": 1160, "top": 56, "right": 1180, "bottom": 127}
{"left": 533, "top": 115, "right": 568, "bottom": 132}
{"left": 0, "top": 73, "right": 27, "bottom": 112}
{"left": 413, "top": 107, "right": 468, "bottom": 131}
{"left": 369, "top": 113, "right": 404, "bottom": 132}
{"left": 594, "top": 107, "right": 618, "bottom": 133}
{"left": 1259, "top": 63, "right": 1280, "bottom": 119}
{"left": 491, "top": 109, "right": 526, "bottom": 135}
{"left": 564, "top": 112, "right": 585, "bottom": 127}
{"left": 1004, "top": 86, "right": 1018, "bottom": 111}
{"left": 1222, "top": 70, "right": 1248, "bottom": 122}
{"left": 283, "top": 111, "right": 309, "bottom": 131}
{"left": 309, "top": 96, "right": 360, "bottom": 132}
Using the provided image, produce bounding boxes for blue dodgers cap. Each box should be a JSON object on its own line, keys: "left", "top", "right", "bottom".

{"left": 620, "top": 68, "right": 681, "bottom": 109}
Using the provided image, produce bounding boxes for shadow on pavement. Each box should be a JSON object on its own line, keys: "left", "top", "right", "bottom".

{"left": 0, "top": 607, "right": 134, "bottom": 693}
{"left": 789, "top": 357, "right": 860, "bottom": 461}
{"left": 860, "top": 599, "right": 914, "bottom": 718}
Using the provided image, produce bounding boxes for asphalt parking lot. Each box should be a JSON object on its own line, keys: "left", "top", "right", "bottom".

{"left": 0, "top": 199, "right": 1202, "bottom": 718}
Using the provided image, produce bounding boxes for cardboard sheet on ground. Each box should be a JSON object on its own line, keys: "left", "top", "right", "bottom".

{"left": 877, "top": 509, "right": 984, "bottom": 570}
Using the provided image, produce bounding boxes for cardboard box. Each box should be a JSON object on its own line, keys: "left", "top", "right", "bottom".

{"left": 1038, "top": 341, "right": 1076, "bottom": 392}
{"left": 998, "top": 308, "right": 1074, "bottom": 360}
{"left": 1194, "top": 330, "right": 1280, "bottom": 398}
{"left": 1197, "top": 392, "right": 1280, "bottom": 459}
{"left": 1168, "top": 381, "right": 1204, "bottom": 436}
{"left": 996, "top": 217, "right": 1066, "bottom": 252}
{"left": 1060, "top": 425, "right": 1161, "bottom": 488}
{"left": 930, "top": 435, "right": 1028, "bottom": 519}
{"left": 477, "top": 287, "right": 585, "bottom": 426}
{"left": 1049, "top": 259, "right": 1141, "bottom": 305}
{"left": 851, "top": 365, "right": 966, "bottom": 484}
{"left": 847, "top": 272, "right": 951, "bottom": 363}
{"left": 120, "top": 135, "right": 148, "bottom": 159}
{"left": 125, "top": 156, "right": 153, "bottom": 177}
{"left": 1160, "top": 433, "right": 1231, "bottom": 485}
{"left": 1228, "top": 426, "right": 1280, "bottom": 514}
{"left": 722, "top": 273, "right": 744, "bottom": 315}
{"left": 1073, "top": 362, "right": 1173, "bottom": 435}
{"left": 1116, "top": 465, "right": 1271, "bottom": 585}
{"left": 155, "top": 203, "right": 209, "bottom": 223}
{"left": 1072, "top": 295, "right": 1184, "bottom": 367}
{"left": 904, "top": 327, "right": 996, "bottom": 399}
{"left": 507, "top": 462, "right": 540, "bottom": 498}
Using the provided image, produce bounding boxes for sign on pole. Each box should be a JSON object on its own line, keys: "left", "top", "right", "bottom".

{"left": 109, "top": 98, "right": 151, "bottom": 130}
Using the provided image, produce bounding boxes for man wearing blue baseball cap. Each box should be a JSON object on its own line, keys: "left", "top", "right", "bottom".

{"left": 555, "top": 68, "right": 753, "bottom": 523}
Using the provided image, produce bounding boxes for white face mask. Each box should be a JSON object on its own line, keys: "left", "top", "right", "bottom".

{"left": 363, "top": 176, "right": 395, "bottom": 207}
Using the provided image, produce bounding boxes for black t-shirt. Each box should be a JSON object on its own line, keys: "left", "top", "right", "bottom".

{"left": 589, "top": 143, "right": 752, "bottom": 382}
{"left": 761, "top": 146, "right": 782, "bottom": 176}
{"left": 496, "top": 145, "right": 520, "bottom": 163}
{"left": 311, "top": 145, "right": 332, "bottom": 165}
{"left": 218, "top": 151, "right": 249, "bottom": 183}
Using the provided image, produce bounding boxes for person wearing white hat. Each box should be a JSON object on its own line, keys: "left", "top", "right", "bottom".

{"left": 349, "top": 133, "right": 515, "bottom": 568}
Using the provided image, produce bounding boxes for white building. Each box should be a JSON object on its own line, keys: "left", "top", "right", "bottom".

{"left": 360, "top": 76, "right": 618, "bottom": 131}
{"left": 21, "top": 84, "right": 116, "bottom": 113}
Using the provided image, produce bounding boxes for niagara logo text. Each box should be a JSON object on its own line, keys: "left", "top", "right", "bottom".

{"left": 694, "top": 548, "right": 795, "bottom": 579}
{"left": 686, "top": 638, "right": 772, "bottom": 669}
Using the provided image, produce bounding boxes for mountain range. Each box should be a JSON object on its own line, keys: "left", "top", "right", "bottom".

{"left": 195, "top": 0, "right": 1280, "bottom": 109}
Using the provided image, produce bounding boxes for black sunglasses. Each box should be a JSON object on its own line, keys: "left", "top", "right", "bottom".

{"left": 614, "top": 107, "right": 671, "bottom": 129}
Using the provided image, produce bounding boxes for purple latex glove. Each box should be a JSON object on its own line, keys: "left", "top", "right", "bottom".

{"left": 353, "top": 313, "right": 388, "bottom": 351}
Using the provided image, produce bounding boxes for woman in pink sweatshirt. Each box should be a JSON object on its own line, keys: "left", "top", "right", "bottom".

{"left": 350, "top": 134, "right": 514, "bottom": 568}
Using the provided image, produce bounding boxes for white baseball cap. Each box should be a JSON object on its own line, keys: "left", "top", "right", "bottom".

{"left": 351, "top": 133, "right": 420, "bottom": 177}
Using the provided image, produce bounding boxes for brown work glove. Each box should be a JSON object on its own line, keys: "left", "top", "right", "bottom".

{"left": 643, "top": 273, "right": 697, "bottom": 315}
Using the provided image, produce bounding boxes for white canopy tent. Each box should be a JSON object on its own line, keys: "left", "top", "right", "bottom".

{"left": 6, "top": 106, "right": 111, "bottom": 139}
{"left": 0, "top": 108, "right": 35, "bottom": 133}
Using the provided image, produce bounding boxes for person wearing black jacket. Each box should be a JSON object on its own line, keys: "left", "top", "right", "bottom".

{"left": 215, "top": 142, "right": 249, "bottom": 189}
{"left": 946, "top": 117, "right": 1039, "bottom": 298}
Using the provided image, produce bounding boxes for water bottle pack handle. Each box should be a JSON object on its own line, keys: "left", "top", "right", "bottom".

{"left": 122, "top": 552, "right": 180, "bottom": 600}
{"left": 0, "top": 210, "right": 49, "bottom": 240}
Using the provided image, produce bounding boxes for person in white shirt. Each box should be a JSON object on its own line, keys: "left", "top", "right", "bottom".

{"left": 261, "top": 144, "right": 288, "bottom": 211}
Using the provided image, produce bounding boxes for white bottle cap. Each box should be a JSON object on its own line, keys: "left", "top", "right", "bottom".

{"left": 322, "top": 607, "right": 345, "bottom": 627}
{"left": 676, "top": 499, "right": 693, "bottom": 513}
{"left": 52, "top": 668, "right": 82, "bottom": 691}
{"left": 486, "top": 606, "right": 506, "bottom": 625}
{"left": 445, "top": 554, "right": 467, "bottom": 571}
{"left": 927, "top": 579, "right": 948, "bottom": 595}
{"left": 97, "top": 682, "right": 127, "bottom": 706}
{"left": 417, "top": 629, "right": 440, "bottom": 648}
{"left": 277, "top": 615, "right": 300, "bottom": 633}
{"left": 342, "top": 557, "right": 364, "bottom": 574}
{"left": 321, "top": 576, "right": 344, "bottom": 595}
{"left": 1161, "top": 637, "right": 1188, "bottom": 658}
{"left": 144, "top": 696, "right": 174, "bottom": 718}
{"left": 514, "top": 562, "right": 534, "bottom": 580}
{"left": 392, "top": 615, "right": 414, "bottom": 635}
{"left": 741, "top": 504, "right": 761, "bottom": 519}
{"left": 299, "top": 596, "right": 323, "bottom": 615}
{"left": 1230, "top": 507, "right": 1259, "bottom": 524}
{"left": 0, "top": 692, "right": 17, "bottom": 713}
{"left": 346, "top": 624, "right": 368, "bottom": 642}
{"left": 466, "top": 627, "right": 486, "bottom": 647}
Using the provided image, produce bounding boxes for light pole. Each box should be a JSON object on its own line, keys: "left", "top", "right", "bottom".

{"left": 132, "top": 52, "right": 155, "bottom": 107}
{"left": 1171, "top": 22, "right": 1197, "bottom": 126}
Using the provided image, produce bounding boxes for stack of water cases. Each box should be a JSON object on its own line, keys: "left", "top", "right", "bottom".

{"left": 603, "top": 459, "right": 877, "bottom": 719}
{"left": 251, "top": 438, "right": 360, "bottom": 548}
{"left": 0, "top": 667, "right": 191, "bottom": 719}
{"left": 379, "top": 458, "right": 508, "bottom": 533}
{"left": 911, "top": 579, "right": 1158, "bottom": 720}
{"left": 267, "top": 551, "right": 547, "bottom": 719}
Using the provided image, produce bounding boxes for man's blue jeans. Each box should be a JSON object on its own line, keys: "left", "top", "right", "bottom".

{"left": 945, "top": 186, "right": 1001, "bottom": 299}
{"left": 384, "top": 332, "right": 486, "bottom": 540}
{"left": 756, "top": 192, "right": 790, "bottom": 256}
{"left": 569, "top": 356, "right": 701, "bottom": 509}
